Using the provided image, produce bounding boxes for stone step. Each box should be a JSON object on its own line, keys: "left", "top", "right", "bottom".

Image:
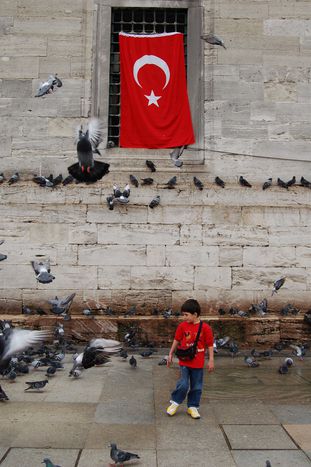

{"left": 0, "top": 314, "right": 309, "bottom": 347}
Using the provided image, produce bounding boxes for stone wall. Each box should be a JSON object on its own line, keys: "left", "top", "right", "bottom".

{"left": 0, "top": 1, "right": 311, "bottom": 343}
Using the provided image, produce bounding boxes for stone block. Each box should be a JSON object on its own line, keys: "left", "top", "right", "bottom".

{"left": 213, "top": 81, "right": 264, "bottom": 101}
{"left": 98, "top": 266, "right": 131, "bottom": 290}
{"left": 214, "top": 19, "right": 263, "bottom": 35}
{"left": 180, "top": 224, "right": 203, "bottom": 245}
{"left": 29, "top": 223, "right": 72, "bottom": 244}
{"left": 242, "top": 207, "right": 300, "bottom": 227}
{"left": 78, "top": 245, "right": 146, "bottom": 266}
{"left": 232, "top": 267, "right": 307, "bottom": 290}
{"left": 165, "top": 245, "right": 219, "bottom": 267}
{"left": 250, "top": 101, "right": 276, "bottom": 122}
{"left": 219, "top": 246, "right": 243, "bottom": 266}
{"left": 146, "top": 246, "right": 166, "bottom": 266}
{"left": 11, "top": 137, "right": 72, "bottom": 157}
{"left": 0, "top": 243, "right": 77, "bottom": 266}
{"left": 269, "top": 227, "right": 311, "bottom": 246}
{"left": 217, "top": 48, "right": 263, "bottom": 65}
{"left": 0, "top": 79, "right": 32, "bottom": 98}
{"left": 47, "top": 37, "right": 83, "bottom": 57}
{"left": 253, "top": 140, "right": 311, "bottom": 161}
{"left": 130, "top": 266, "right": 194, "bottom": 290}
{"left": 264, "top": 19, "right": 311, "bottom": 37}
{"left": 268, "top": 1, "right": 311, "bottom": 18}
{"left": 194, "top": 266, "right": 231, "bottom": 290}
{"left": 13, "top": 17, "right": 82, "bottom": 35}
{"left": 264, "top": 81, "right": 297, "bottom": 102}
{"left": 0, "top": 35, "right": 47, "bottom": 56}
{"left": 87, "top": 205, "right": 148, "bottom": 224}
{"left": 39, "top": 57, "right": 71, "bottom": 78}
{"left": 296, "top": 247, "right": 311, "bottom": 267}
{"left": 218, "top": 1, "right": 269, "bottom": 18}
{"left": 97, "top": 224, "right": 179, "bottom": 245}
{"left": 43, "top": 265, "right": 97, "bottom": 290}
{"left": 16, "top": 0, "right": 83, "bottom": 16}
{"left": 0, "top": 56, "right": 39, "bottom": 79}
{"left": 68, "top": 224, "right": 97, "bottom": 245}
{"left": 203, "top": 225, "right": 269, "bottom": 246}
{"left": 148, "top": 205, "right": 202, "bottom": 224}
{"left": 0, "top": 265, "right": 35, "bottom": 288}
{"left": 243, "top": 246, "right": 296, "bottom": 267}
{"left": 0, "top": 16, "right": 14, "bottom": 34}
{"left": 202, "top": 206, "right": 241, "bottom": 224}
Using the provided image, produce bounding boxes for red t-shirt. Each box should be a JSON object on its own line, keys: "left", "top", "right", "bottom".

{"left": 175, "top": 321, "right": 214, "bottom": 368}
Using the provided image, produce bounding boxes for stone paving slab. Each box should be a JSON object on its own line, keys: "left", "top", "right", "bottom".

{"left": 95, "top": 396, "right": 154, "bottom": 424}
{"left": 268, "top": 404, "right": 311, "bottom": 424}
{"left": 78, "top": 448, "right": 156, "bottom": 467}
{"left": 283, "top": 425, "right": 311, "bottom": 451}
{"left": 157, "top": 449, "right": 236, "bottom": 467}
{"left": 232, "top": 449, "right": 311, "bottom": 467}
{"left": 210, "top": 401, "right": 278, "bottom": 424}
{"left": 223, "top": 424, "right": 298, "bottom": 450}
{"left": 0, "top": 448, "right": 9, "bottom": 462}
{"left": 0, "top": 448, "right": 79, "bottom": 467}
{"left": 84, "top": 423, "right": 156, "bottom": 450}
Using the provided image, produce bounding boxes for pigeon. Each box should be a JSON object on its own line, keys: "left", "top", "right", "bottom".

{"left": 0, "top": 327, "right": 51, "bottom": 373}
{"left": 149, "top": 195, "right": 160, "bottom": 209}
{"left": 125, "top": 305, "right": 136, "bottom": 317}
{"left": 33, "top": 175, "right": 54, "bottom": 188}
{"left": 170, "top": 146, "right": 184, "bottom": 167}
{"left": 31, "top": 260, "right": 55, "bottom": 284}
{"left": 109, "top": 443, "right": 140, "bottom": 466}
{"left": 285, "top": 357, "right": 294, "bottom": 367}
{"left": 266, "top": 461, "right": 272, "bottom": 467}
{"left": 120, "top": 349, "right": 128, "bottom": 359}
{"left": 0, "top": 173, "right": 5, "bottom": 183}
{"left": 290, "top": 344, "right": 305, "bottom": 359}
{"left": 280, "top": 303, "right": 299, "bottom": 316}
{"left": 286, "top": 176, "right": 296, "bottom": 187}
{"left": 104, "top": 306, "right": 115, "bottom": 316}
{"left": 129, "top": 174, "right": 139, "bottom": 187}
{"left": 277, "top": 177, "right": 288, "bottom": 189}
{"left": 83, "top": 309, "right": 92, "bottom": 317}
{"left": 229, "top": 342, "right": 239, "bottom": 357}
{"left": 272, "top": 277, "right": 286, "bottom": 296}
{"left": 69, "top": 338, "right": 121, "bottom": 376}
{"left": 52, "top": 174, "right": 63, "bottom": 187}
{"left": 68, "top": 118, "right": 110, "bottom": 183}
{"left": 262, "top": 178, "right": 272, "bottom": 190}
{"left": 162, "top": 309, "right": 172, "bottom": 319}
{"left": 24, "top": 379, "right": 49, "bottom": 391}
{"left": 42, "top": 458, "right": 62, "bottom": 467}
{"left": 278, "top": 357, "right": 293, "bottom": 374}
{"left": 0, "top": 240, "right": 7, "bottom": 262}
{"left": 239, "top": 176, "right": 252, "bottom": 187}
{"left": 165, "top": 176, "right": 177, "bottom": 189}
{"left": 300, "top": 176, "right": 311, "bottom": 188}
{"left": 22, "top": 306, "right": 33, "bottom": 315}
{"left": 107, "top": 195, "right": 114, "bottom": 210}
{"left": 46, "top": 366, "right": 57, "bottom": 377}
{"left": 140, "top": 350, "right": 153, "bottom": 358}
{"left": 244, "top": 356, "right": 260, "bottom": 368}
{"left": 35, "top": 75, "right": 55, "bottom": 97}
{"left": 62, "top": 175, "right": 74, "bottom": 186}
{"left": 0, "top": 385, "right": 9, "bottom": 401}
{"left": 107, "top": 140, "right": 115, "bottom": 148}
{"left": 193, "top": 176, "right": 204, "bottom": 190}
{"left": 129, "top": 355, "right": 137, "bottom": 368}
{"left": 158, "top": 356, "right": 168, "bottom": 366}
{"left": 215, "top": 176, "right": 225, "bottom": 188}
{"left": 146, "top": 160, "right": 156, "bottom": 172}
{"left": 201, "top": 33, "right": 226, "bottom": 49}
{"left": 304, "top": 312, "right": 311, "bottom": 325}
{"left": 218, "top": 308, "right": 226, "bottom": 316}
{"left": 8, "top": 172, "right": 19, "bottom": 185}
{"left": 48, "top": 293, "right": 75, "bottom": 317}
{"left": 141, "top": 177, "right": 154, "bottom": 185}
{"left": 250, "top": 298, "right": 268, "bottom": 317}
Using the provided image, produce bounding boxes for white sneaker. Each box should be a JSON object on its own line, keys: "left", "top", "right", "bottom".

{"left": 166, "top": 401, "right": 179, "bottom": 416}
{"left": 187, "top": 407, "right": 200, "bottom": 419}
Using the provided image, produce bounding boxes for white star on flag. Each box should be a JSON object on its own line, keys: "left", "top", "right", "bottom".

{"left": 144, "top": 90, "right": 161, "bottom": 107}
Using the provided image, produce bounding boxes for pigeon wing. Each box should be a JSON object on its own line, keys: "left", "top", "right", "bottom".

{"left": 2, "top": 329, "right": 51, "bottom": 360}
{"left": 88, "top": 118, "right": 102, "bottom": 149}
{"left": 31, "top": 261, "right": 42, "bottom": 274}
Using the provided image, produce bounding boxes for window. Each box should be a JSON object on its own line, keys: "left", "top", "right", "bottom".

{"left": 93, "top": 1, "right": 203, "bottom": 161}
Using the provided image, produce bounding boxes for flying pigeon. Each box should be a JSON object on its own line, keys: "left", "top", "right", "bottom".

{"left": 68, "top": 118, "right": 109, "bottom": 183}
{"left": 35, "top": 74, "right": 62, "bottom": 97}
{"left": 193, "top": 176, "right": 204, "bottom": 190}
{"left": 201, "top": 33, "right": 226, "bottom": 49}
{"left": 146, "top": 160, "right": 156, "bottom": 172}
{"left": 24, "top": 379, "right": 49, "bottom": 391}
{"left": 239, "top": 176, "right": 252, "bottom": 187}
{"left": 31, "top": 260, "right": 55, "bottom": 284}
{"left": 129, "top": 355, "right": 137, "bottom": 368}
{"left": 170, "top": 146, "right": 185, "bottom": 167}
{"left": 129, "top": 174, "right": 139, "bottom": 187}
{"left": 215, "top": 176, "right": 225, "bottom": 188}
{"left": 262, "top": 178, "right": 272, "bottom": 190}
{"left": 109, "top": 443, "right": 140, "bottom": 466}
{"left": 69, "top": 338, "right": 121, "bottom": 376}
{"left": 149, "top": 195, "right": 160, "bottom": 209}
{"left": 271, "top": 277, "right": 286, "bottom": 296}
{"left": 8, "top": 172, "right": 20, "bottom": 185}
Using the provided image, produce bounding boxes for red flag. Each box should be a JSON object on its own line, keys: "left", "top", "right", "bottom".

{"left": 119, "top": 32, "right": 195, "bottom": 149}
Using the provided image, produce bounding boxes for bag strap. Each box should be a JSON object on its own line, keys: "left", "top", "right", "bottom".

{"left": 193, "top": 321, "right": 203, "bottom": 348}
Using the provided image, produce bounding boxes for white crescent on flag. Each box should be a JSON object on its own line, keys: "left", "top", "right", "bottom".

{"left": 133, "top": 54, "right": 170, "bottom": 89}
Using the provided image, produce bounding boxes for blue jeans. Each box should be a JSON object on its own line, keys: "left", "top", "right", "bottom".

{"left": 171, "top": 366, "right": 204, "bottom": 408}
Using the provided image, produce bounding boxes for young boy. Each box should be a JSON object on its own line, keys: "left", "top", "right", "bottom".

{"left": 166, "top": 299, "right": 214, "bottom": 419}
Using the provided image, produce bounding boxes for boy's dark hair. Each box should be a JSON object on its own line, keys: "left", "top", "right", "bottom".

{"left": 181, "top": 299, "right": 201, "bottom": 316}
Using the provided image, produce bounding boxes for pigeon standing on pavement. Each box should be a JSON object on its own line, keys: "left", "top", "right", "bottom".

{"left": 31, "top": 260, "right": 55, "bottom": 284}
{"left": 8, "top": 172, "right": 20, "bottom": 185}
{"left": 129, "top": 355, "right": 137, "bottom": 368}
{"left": 272, "top": 277, "right": 286, "bottom": 296}
{"left": 201, "top": 33, "right": 226, "bottom": 49}
{"left": 42, "top": 457, "right": 62, "bottom": 467}
{"left": 109, "top": 443, "right": 140, "bottom": 466}
{"left": 68, "top": 118, "right": 109, "bottom": 183}
{"left": 24, "top": 379, "right": 49, "bottom": 391}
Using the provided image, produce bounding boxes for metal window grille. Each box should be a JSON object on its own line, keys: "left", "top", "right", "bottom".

{"left": 108, "top": 7, "right": 188, "bottom": 147}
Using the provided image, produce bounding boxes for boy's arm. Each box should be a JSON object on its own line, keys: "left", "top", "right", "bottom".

{"left": 207, "top": 345, "right": 214, "bottom": 372}
{"left": 167, "top": 339, "right": 179, "bottom": 367}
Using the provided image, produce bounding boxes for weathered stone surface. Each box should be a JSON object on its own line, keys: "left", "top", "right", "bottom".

{"left": 0, "top": 35, "right": 47, "bottom": 56}
{"left": 243, "top": 246, "right": 296, "bottom": 267}
{"left": 180, "top": 225, "right": 202, "bottom": 245}
{"left": 219, "top": 246, "right": 243, "bottom": 266}
{"left": 13, "top": 17, "right": 82, "bottom": 35}
{"left": 148, "top": 205, "right": 202, "bottom": 224}
{"left": 69, "top": 224, "right": 97, "bottom": 245}
{"left": 78, "top": 245, "right": 146, "bottom": 266}
{"left": 87, "top": 205, "right": 148, "bottom": 224}
{"left": 130, "top": 266, "right": 194, "bottom": 291}
{"left": 203, "top": 225, "right": 269, "bottom": 246}
{"left": 98, "top": 266, "right": 131, "bottom": 290}
{"left": 16, "top": 0, "right": 83, "bottom": 17}
{"left": 146, "top": 246, "right": 166, "bottom": 267}
{"left": 232, "top": 267, "right": 307, "bottom": 291}
{"left": 97, "top": 224, "right": 179, "bottom": 245}
{"left": 0, "top": 56, "right": 39, "bottom": 78}
{"left": 194, "top": 267, "right": 232, "bottom": 290}
{"left": 165, "top": 246, "right": 219, "bottom": 267}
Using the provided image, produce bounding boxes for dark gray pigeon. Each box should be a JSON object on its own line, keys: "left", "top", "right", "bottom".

{"left": 129, "top": 355, "right": 137, "bottom": 368}
{"left": 8, "top": 172, "right": 19, "bottom": 185}
{"left": 239, "top": 176, "right": 252, "bottom": 187}
{"left": 193, "top": 176, "right": 204, "bottom": 190}
{"left": 146, "top": 160, "right": 156, "bottom": 172}
{"left": 110, "top": 443, "right": 140, "bottom": 465}
{"left": 24, "top": 379, "right": 49, "bottom": 391}
{"left": 201, "top": 34, "right": 226, "bottom": 49}
{"left": 262, "top": 178, "right": 272, "bottom": 190}
{"left": 35, "top": 75, "right": 55, "bottom": 97}
{"left": 266, "top": 461, "right": 272, "bottom": 467}
{"left": 129, "top": 174, "right": 139, "bottom": 187}
{"left": 149, "top": 195, "right": 160, "bottom": 209}
{"left": 69, "top": 338, "right": 121, "bottom": 376}
{"left": 272, "top": 277, "right": 286, "bottom": 296}
{"left": 165, "top": 176, "right": 177, "bottom": 189}
{"left": 48, "top": 292, "right": 75, "bottom": 317}
{"left": 0, "top": 240, "right": 7, "bottom": 261}
{"left": 141, "top": 177, "right": 154, "bottom": 185}
{"left": 42, "top": 458, "right": 62, "bottom": 467}
{"left": 170, "top": 146, "right": 184, "bottom": 167}
{"left": 31, "top": 260, "right": 55, "bottom": 284}
{"left": 68, "top": 118, "right": 109, "bottom": 183}
{"left": 215, "top": 176, "right": 225, "bottom": 188}
{"left": 300, "top": 176, "right": 311, "bottom": 188}
{"left": 62, "top": 175, "right": 74, "bottom": 186}
{"left": 0, "top": 385, "right": 9, "bottom": 401}
{"left": 45, "top": 366, "right": 56, "bottom": 377}
{"left": 33, "top": 175, "right": 54, "bottom": 188}
{"left": 0, "top": 173, "right": 5, "bottom": 183}
{"left": 286, "top": 176, "right": 296, "bottom": 187}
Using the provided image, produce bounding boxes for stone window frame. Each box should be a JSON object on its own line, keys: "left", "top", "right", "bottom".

{"left": 93, "top": 0, "right": 204, "bottom": 163}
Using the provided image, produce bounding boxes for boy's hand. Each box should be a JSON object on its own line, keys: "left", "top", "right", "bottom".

{"left": 207, "top": 361, "right": 215, "bottom": 372}
{"left": 167, "top": 353, "right": 173, "bottom": 367}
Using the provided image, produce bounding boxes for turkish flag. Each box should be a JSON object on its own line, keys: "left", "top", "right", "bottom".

{"left": 119, "top": 32, "right": 195, "bottom": 148}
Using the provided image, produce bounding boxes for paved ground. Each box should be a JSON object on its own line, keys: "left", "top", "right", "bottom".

{"left": 0, "top": 353, "right": 311, "bottom": 466}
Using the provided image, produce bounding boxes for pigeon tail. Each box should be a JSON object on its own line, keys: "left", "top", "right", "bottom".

{"left": 68, "top": 160, "right": 110, "bottom": 183}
